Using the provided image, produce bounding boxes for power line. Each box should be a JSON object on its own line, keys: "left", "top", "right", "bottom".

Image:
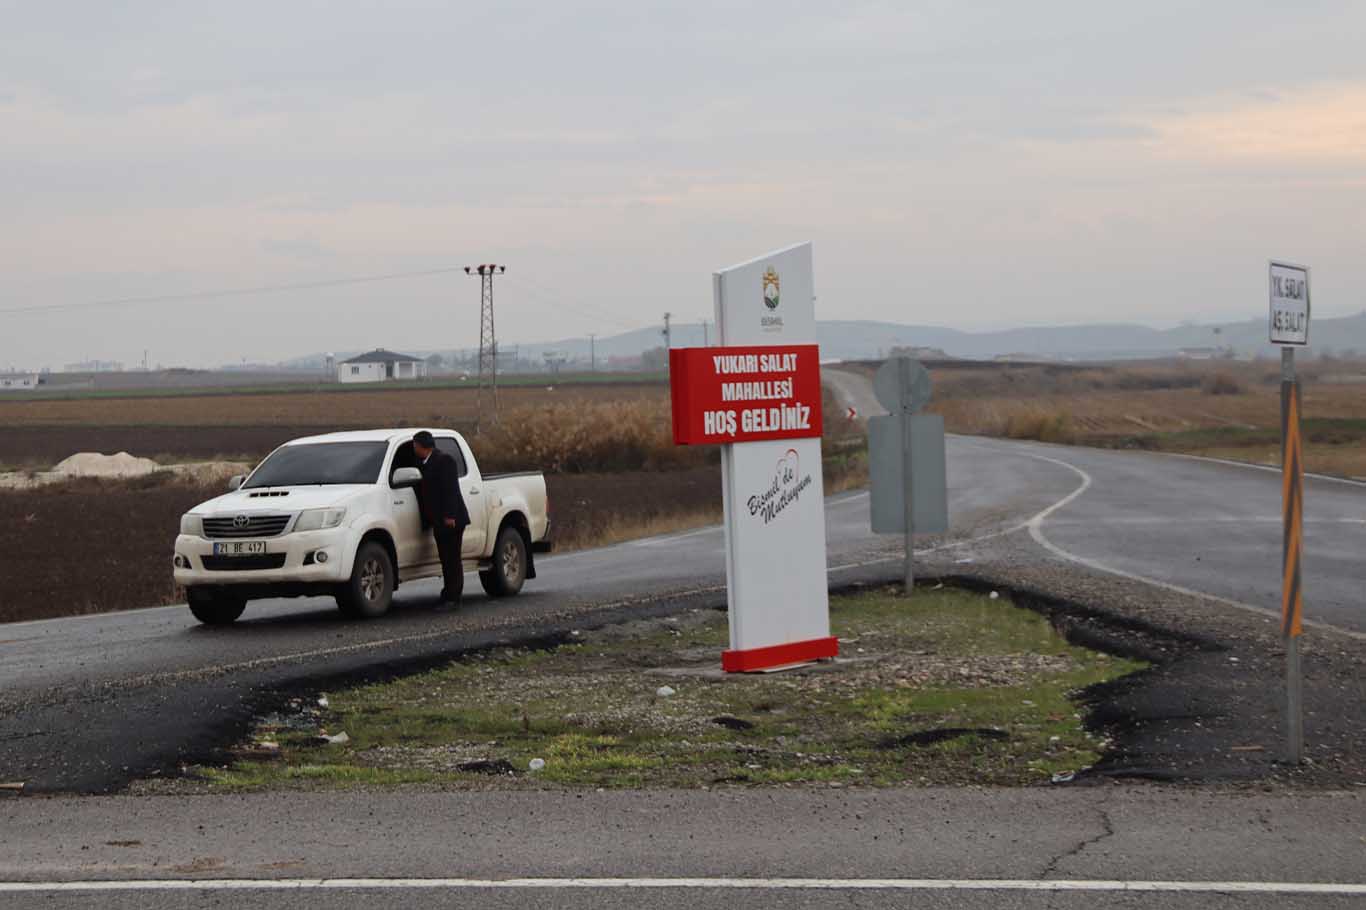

{"left": 0, "top": 266, "right": 472, "bottom": 316}
{"left": 497, "top": 273, "right": 643, "bottom": 331}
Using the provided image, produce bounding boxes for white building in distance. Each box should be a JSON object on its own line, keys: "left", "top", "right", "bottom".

{"left": 338, "top": 349, "right": 428, "bottom": 384}
{"left": 0, "top": 373, "right": 40, "bottom": 392}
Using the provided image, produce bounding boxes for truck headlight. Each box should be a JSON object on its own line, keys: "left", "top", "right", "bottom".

{"left": 294, "top": 508, "right": 347, "bottom": 532}
{"left": 180, "top": 514, "right": 203, "bottom": 536}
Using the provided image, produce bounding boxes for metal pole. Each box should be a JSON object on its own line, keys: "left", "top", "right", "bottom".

{"left": 1282, "top": 346, "right": 1304, "bottom": 764}
{"left": 900, "top": 357, "right": 914, "bottom": 594}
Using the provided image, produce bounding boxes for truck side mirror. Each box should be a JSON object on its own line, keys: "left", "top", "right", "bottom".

{"left": 227, "top": 474, "right": 246, "bottom": 492}
{"left": 391, "top": 467, "right": 422, "bottom": 489}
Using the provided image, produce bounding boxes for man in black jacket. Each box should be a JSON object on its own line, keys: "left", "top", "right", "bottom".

{"left": 412, "top": 431, "right": 471, "bottom": 604}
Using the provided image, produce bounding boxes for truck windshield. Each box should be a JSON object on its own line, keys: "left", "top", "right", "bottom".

{"left": 244, "top": 442, "right": 388, "bottom": 488}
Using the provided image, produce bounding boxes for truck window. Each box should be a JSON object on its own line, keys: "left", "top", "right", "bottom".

{"left": 435, "top": 437, "right": 468, "bottom": 477}
{"left": 245, "top": 442, "right": 387, "bottom": 488}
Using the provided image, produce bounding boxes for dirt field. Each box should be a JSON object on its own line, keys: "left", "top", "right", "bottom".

{"left": 0, "top": 381, "right": 868, "bottom": 624}
{"left": 0, "top": 426, "right": 311, "bottom": 470}
{"left": 0, "top": 380, "right": 667, "bottom": 430}
{"left": 0, "top": 468, "right": 723, "bottom": 624}
{"left": 0, "top": 477, "right": 212, "bottom": 622}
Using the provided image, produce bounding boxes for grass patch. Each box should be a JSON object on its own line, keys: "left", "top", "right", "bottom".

{"left": 1100, "top": 418, "right": 1366, "bottom": 478}
{"left": 196, "top": 588, "right": 1143, "bottom": 792}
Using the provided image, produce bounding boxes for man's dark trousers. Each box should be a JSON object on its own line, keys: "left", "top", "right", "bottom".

{"left": 417, "top": 446, "right": 471, "bottom": 605}
{"left": 434, "top": 525, "right": 464, "bottom": 602}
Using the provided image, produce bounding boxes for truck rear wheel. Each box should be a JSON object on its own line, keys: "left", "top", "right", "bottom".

{"left": 480, "top": 526, "right": 527, "bottom": 598}
{"left": 187, "top": 588, "right": 246, "bottom": 626}
{"left": 338, "top": 541, "right": 395, "bottom": 619}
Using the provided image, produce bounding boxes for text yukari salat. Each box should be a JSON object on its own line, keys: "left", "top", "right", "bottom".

{"left": 704, "top": 352, "right": 813, "bottom": 438}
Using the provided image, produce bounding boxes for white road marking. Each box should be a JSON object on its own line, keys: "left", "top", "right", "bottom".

{"left": 1047, "top": 516, "right": 1365, "bottom": 525}
{"left": 628, "top": 526, "right": 722, "bottom": 547}
{"left": 1017, "top": 451, "right": 1366, "bottom": 643}
{"left": 1, "top": 877, "right": 1362, "bottom": 895}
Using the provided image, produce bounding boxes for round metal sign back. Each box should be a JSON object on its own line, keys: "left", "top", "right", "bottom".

{"left": 873, "top": 356, "right": 932, "bottom": 414}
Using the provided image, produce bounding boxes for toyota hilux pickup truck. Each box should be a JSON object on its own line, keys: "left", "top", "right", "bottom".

{"left": 173, "top": 428, "right": 551, "bottom": 624}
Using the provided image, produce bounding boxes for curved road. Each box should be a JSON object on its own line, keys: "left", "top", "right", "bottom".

{"left": 1, "top": 371, "right": 1364, "bottom": 792}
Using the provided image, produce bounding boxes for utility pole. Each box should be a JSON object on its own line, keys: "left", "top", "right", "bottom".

{"left": 702, "top": 320, "right": 709, "bottom": 346}
{"left": 465, "top": 264, "right": 506, "bottom": 433}
{"left": 588, "top": 334, "right": 596, "bottom": 372}
{"left": 662, "top": 312, "right": 672, "bottom": 350}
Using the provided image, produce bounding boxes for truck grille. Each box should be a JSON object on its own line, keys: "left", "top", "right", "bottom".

{"left": 202, "top": 515, "right": 292, "bottom": 539}
{"left": 201, "top": 554, "right": 288, "bottom": 571}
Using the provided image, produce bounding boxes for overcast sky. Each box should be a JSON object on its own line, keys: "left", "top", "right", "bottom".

{"left": 2, "top": 1, "right": 1364, "bottom": 369}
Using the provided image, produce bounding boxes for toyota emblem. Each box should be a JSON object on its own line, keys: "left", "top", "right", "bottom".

{"left": 233, "top": 515, "right": 250, "bottom": 529}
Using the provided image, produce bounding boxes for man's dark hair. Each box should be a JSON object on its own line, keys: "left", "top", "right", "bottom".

{"left": 413, "top": 430, "right": 435, "bottom": 448}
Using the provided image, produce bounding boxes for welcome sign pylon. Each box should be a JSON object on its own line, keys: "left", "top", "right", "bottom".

{"left": 670, "top": 242, "right": 836, "bottom": 672}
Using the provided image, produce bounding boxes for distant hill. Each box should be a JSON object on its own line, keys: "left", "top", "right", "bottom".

{"left": 514, "top": 313, "right": 1366, "bottom": 362}
{"left": 283, "top": 312, "right": 1366, "bottom": 369}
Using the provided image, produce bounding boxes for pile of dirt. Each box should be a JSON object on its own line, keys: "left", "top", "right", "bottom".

{"left": 0, "top": 453, "right": 250, "bottom": 491}
{"left": 51, "top": 452, "right": 161, "bottom": 478}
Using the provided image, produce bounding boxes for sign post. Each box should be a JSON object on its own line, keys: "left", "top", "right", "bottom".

{"left": 669, "top": 242, "right": 836, "bottom": 672}
{"left": 1269, "top": 260, "right": 1310, "bottom": 764}
{"left": 899, "top": 358, "right": 916, "bottom": 592}
{"left": 868, "top": 357, "right": 947, "bottom": 592}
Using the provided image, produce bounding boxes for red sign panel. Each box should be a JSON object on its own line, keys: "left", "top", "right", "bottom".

{"left": 670, "top": 344, "right": 824, "bottom": 445}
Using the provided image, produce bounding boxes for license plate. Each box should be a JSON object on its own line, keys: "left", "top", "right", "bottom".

{"left": 212, "top": 541, "right": 267, "bottom": 557}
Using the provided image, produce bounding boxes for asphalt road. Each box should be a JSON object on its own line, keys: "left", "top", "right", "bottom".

{"left": 3, "top": 789, "right": 1363, "bottom": 908}
{"left": 3, "top": 373, "right": 1365, "bottom": 793}
{"left": 6, "top": 429, "right": 1360, "bottom": 703}
{"left": 3, "top": 370, "right": 1366, "bottom": 903}
{"left": 826, "top": 367, "right": 1366, "bottom": 637}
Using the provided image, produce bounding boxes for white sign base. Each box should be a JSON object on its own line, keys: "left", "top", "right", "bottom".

{"left": 713, "top": 242, "right": 835, "bottom": 672}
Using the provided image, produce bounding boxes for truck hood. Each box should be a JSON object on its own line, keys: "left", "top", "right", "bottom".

{"left": 190, "top": 485, "right": 371, "bottom": 516}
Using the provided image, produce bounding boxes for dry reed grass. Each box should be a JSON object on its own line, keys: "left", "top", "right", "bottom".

{"left": 1201, "top": 372, "right": 1246, "bottom": 396}
{"left": 1002, "top": 411, "right": 1077, "bottom": 444}
{"left": 473, "top": 400, "right": 708, "bottom": 474}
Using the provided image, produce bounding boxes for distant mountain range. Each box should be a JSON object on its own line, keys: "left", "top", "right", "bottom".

{"left": 286, "top": 312, "right": 1366, "bottom": 369}
{"left": 515, "top": 312, "right": 1366, "bottom": 362}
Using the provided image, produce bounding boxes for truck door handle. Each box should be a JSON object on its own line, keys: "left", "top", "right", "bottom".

{"left": 468, "top": 489, "right": 480, "bottom": 495}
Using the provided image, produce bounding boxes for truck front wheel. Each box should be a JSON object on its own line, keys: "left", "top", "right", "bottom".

{"left": 338, "top": 541, "right": 395, "bottom": 618}
{"left": 480, "top": 526, "right": 527, "bottom": 598}
{"left": 187, "top": 588, "right": 247, "bottom": 626}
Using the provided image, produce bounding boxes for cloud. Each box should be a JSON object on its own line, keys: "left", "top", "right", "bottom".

{"left": 1138, "top": 84, "right": 1366, "bottom": 165}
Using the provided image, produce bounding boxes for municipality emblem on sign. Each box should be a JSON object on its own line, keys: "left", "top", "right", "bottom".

{"left": 762, "top": 266, "right": 780, "bottom": 310}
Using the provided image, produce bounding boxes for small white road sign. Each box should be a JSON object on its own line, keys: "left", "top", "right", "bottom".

{"left": 1269, "top": 261, "right": 1310, "bottom": 346}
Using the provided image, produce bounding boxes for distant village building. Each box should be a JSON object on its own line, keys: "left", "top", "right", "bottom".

{"left": 889, "top": 346, "right": 952, "bottom": 361}
{"left": 338, "top": 349, "right": 428, "bottom": 384}
{"left": 993, "top": 352, "right": 1055, "bottom": 363}
{"left": 1178, "top": 346, "right": 1232, "bottom": 360}
{"left": 0, "top": 373, "right": 40, "bottom": 391}
{"left": 64, "top": 360, "right": 124, "bottom": 373}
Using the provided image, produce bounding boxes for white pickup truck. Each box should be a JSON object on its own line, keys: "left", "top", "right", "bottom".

{"left": 172, "top": 428, "right": 551, "bottom": 624}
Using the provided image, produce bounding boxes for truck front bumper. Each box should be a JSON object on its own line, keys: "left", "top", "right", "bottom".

{"left": 173, "top": 528, "right": 353, "bottom": 590}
